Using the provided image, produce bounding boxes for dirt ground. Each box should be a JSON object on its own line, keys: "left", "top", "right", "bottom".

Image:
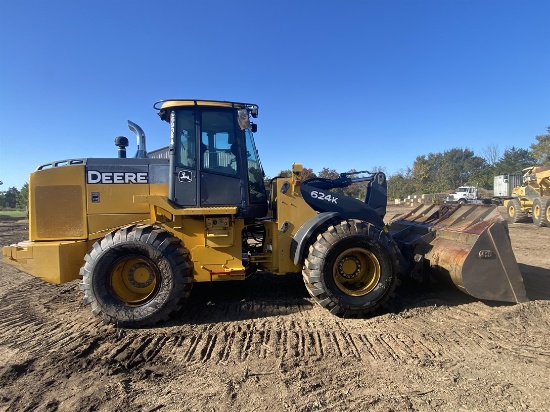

{"left": 0, "top": 205, "right": 549, "bottom": 412}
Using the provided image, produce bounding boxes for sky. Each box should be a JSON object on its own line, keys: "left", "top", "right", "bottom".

{"left": 0, "top": 0, "right": 549, "bottom": 190}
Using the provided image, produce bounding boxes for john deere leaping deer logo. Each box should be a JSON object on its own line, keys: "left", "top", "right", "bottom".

{"left": 178, "top": 170, "right": 193, "bottom": 183}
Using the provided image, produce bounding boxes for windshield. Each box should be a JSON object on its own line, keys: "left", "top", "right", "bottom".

{"left": 244, "top": 129, "right": 267, "bottom": 204}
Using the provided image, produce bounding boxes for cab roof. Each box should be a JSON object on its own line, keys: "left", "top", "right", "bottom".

{"left": 153, "top": 99, "right": 258, "bottom": 111}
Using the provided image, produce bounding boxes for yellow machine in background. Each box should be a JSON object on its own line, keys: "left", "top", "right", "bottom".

{"left": 505, "top": 166, "right": 550, "bottom": 227}
{"left": 2, "top": 100, "right": 528, "bottom": 327}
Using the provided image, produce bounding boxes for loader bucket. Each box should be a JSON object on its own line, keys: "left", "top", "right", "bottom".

{"left": 388, "top": 204, "right": 528, "bottom": 303}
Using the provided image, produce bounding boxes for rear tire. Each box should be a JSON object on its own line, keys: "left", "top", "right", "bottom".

{"left": 533, "top": 196, "right": 549, "bottom": 227}
{"left": 506, "top": 198, "right": 529, "bottom": 223}
{"left": 303, "top": 219, "right": 401, "bottom": 317}
{"left": 80, "top": 225, "right": 193, "bottom": 327}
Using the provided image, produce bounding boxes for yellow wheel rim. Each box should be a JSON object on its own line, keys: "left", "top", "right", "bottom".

{"left": 508, "top": 205, "right": 515, "bottom": 218}
{"left": 110, "top": 256, "right": 160, "bottom": 305}
{"left": 332, "top": 247, "right": 381, "bottom": 297}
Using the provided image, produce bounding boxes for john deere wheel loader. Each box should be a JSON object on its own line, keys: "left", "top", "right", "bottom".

{"left": 2, "top": 100, "right": 528, "bottom": 327}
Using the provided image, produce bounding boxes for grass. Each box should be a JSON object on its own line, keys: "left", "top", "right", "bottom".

{"left": 0, "top": 210, "right": 28, "bottom": 220}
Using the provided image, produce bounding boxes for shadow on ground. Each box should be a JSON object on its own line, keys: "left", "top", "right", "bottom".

{"left": 520, "top": 263, "right": 550, "bottom": 301}
{"left": 170, "top": 272, "right": 494, "bottom": 326}
{"left": 171, "top": 272, "right": 313, "bottom": 325}
{"left": 170, "top": 264, "right": 550, "bottom": 326}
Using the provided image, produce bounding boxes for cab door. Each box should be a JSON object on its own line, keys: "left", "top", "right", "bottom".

{"left": 173, "top": 110, "right": 198, "bottom": 206}
{"left": 199, "top": 110, "right": 243, "bottom": 207}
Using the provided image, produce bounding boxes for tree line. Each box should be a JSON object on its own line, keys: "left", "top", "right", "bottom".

{"left": 271, "top": 127, "right": 550, "bottom": 201}
{"left": 0, "top": 183, "right": 29, "bottom": 210}
{"left": 1, "top": 128, "right": 548, "bottom": 209}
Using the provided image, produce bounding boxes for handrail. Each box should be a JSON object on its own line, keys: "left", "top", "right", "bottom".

{"left": 36, "top": 159, "right": 85, "bottom": 171}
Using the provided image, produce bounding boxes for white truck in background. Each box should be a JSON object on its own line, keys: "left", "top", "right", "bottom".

{"left": 446, "top": 173, "right": 523, "bottom": 205}
{"left": 446, "top": 186, "right": 487, "bottom": 204}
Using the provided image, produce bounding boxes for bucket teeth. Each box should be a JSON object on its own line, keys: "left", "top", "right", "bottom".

{"left": 388, "top": 204, "right": 528, "bottom": 303}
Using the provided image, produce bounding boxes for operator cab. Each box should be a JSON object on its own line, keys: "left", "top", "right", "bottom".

{"left": 154, "top": 100, "right": 267, "bottom": 219}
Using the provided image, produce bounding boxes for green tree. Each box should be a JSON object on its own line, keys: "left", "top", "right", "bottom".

{"left": 495, "top": 146, "right": 536, "bottom": 174}
{"left": 411, "top": 154, "right": 432, "bottom": 192}
{"left": 0, "top": 186, "right": 20, "bottom": 209}
{"left": 17, "top": 182, "right": 29, "bottom": 209}
{"left": 388, "top": 167, "right": 415, "bottom": 200}
{"left": 410, "top": 148, "right": 488, "bottom": 193}
{"left": 530, "top": 127, "right": 550, "bottom": 165}
{"left": 459, "top": 150, "right": 490, "bottom": 188}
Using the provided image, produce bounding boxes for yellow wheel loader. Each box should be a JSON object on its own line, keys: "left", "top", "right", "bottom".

{"left": 2, "top": 100, "right": 528, "bottom": 327}
{"left": 505, "top": 166, "right": 550, "bottom": 227}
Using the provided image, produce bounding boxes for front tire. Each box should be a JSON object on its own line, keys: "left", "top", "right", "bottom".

{"left": 79, "top": 225, "right": 193, "bottom": 327}
{"left": 506, "top": 198, "right": 529, "bottom": 223}
{"left": 533, "top": 196, "right": 549, "bottom": 227}
{"left": 303, "top": 219, "right": 401, "bottom": 317}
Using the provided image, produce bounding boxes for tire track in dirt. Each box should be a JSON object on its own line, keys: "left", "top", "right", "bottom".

{"left": 1, "top": 274, "right": 549, "bottom": 374}
{"left": 111, "top": 308, "right": 549, "bottom": 371}
{"left": 1, "top": 265, "right": 549, "bottom": 411}
{"left": 0, "top": 266, "right": 548, "bottom": 388}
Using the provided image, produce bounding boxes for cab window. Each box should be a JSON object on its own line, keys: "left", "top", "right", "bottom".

{"left": 176, "top": 110, "right": 196, "bottom": 169}
{"left": 201, "top": 110, "right": 238, "bottom": 176}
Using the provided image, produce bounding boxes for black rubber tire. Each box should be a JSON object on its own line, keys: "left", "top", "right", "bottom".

{"left": 506, "top": 198, "right": 530, "bottom": 223}
{"left": 79, "top": 225, "right": 193, "bottom": 327}
{"left": 544, "top": 197, "right": 550, "bottom": 228}
{"left": 458, "top": 199, "right": 467, "bottom": 205}
{"left": 533, "top": 196, "right": 549, "bottom": 227}
{"left": 302, "top": 219, "right": 401, "bottom": 317}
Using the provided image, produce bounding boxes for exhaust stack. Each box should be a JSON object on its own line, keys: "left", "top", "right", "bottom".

{"left": 128, "top": 120, "right": 148, "bottom": 158}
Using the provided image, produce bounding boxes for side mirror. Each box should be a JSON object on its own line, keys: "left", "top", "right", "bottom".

{"left": 251, "top": 123, "right": 257, "bottom": 133}
{"left": 237, "top": 109, "right": 250, "bottom": 130}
